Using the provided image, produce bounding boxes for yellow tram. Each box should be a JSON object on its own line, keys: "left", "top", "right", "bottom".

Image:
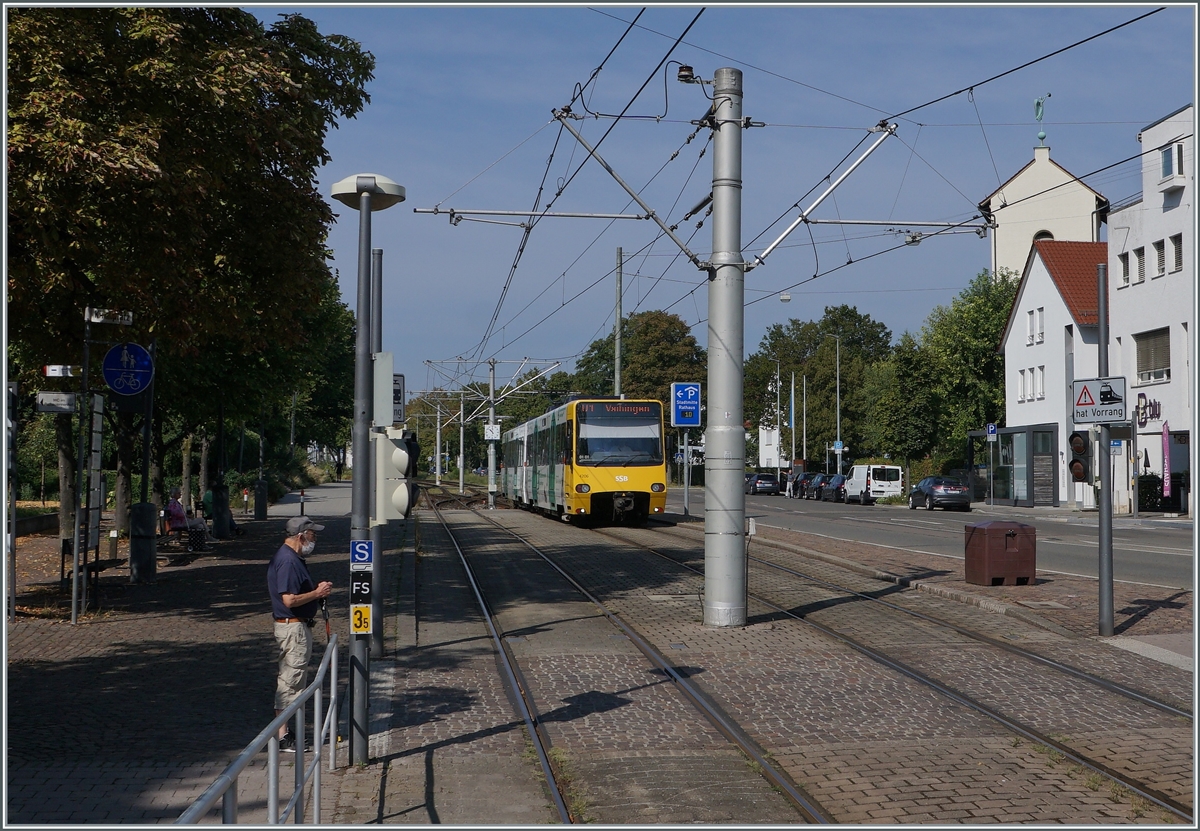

{"left": 501, "top": 398, "right": 667, "bottom": 524}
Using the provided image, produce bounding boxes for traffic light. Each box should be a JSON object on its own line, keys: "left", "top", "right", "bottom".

{"left": 1068, "top": 431, "right": 1091, "bottom": 483}
{"left": 375, "top": 427, "right": 418, "bottom": 520}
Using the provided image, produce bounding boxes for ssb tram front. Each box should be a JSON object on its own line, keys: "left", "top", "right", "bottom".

{"left": 501, "top": 398, "right": 667, "bottom": 525}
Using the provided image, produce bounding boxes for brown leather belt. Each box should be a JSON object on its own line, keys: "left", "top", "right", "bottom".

{"left": 275, "top": 617, "right": 313, "bottom": 626}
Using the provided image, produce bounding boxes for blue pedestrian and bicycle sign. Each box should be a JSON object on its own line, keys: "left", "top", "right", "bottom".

{"left": 350, "top": 540, "right": 374, "bottom": 571}
{"left": 670, "top": 382, "right": 702, "bottom": 428}
{"left": 102, "top": 343, "right": 153, "bottom": 396}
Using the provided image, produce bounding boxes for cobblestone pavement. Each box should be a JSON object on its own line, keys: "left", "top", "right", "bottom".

{"left": 5, "top": 501, "right": 362, "bottom": 824}
{"left": 6, "top": 493, "right": 1193, "bottom": 824}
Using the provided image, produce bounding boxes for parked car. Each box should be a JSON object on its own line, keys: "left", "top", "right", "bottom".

{"left": 745, "top": 473, "right": 780, "bottom": 495}
{"left": 805, "top": 473, "right": 829, "bottom": 500}
{"left": 788, "top": 471, "right": 817, "bottom": 499}
{"left": 819, "top": 474, "right": 847, "bottom": 502}
{"left": 908, "top": 476, "right": 972, "bottom": 511}
{"left": 844, "top": 464, "right": 905, "bottom": 505}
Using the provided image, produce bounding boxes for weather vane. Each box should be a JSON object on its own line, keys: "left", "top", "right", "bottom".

{"left": 1035, "top": 93, "right": 1051, "bottom": 146}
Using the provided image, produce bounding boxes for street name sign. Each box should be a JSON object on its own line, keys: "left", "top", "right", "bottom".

{"left": 670, "top": 382, "right": 702, "bottom": 427}
{"left": 1072, "top": 377, "right": 1127, "bottom": 424}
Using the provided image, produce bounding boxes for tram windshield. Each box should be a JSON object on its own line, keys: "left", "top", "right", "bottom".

{"left": 575, "top": 401, "right": 663, "bottom": 466}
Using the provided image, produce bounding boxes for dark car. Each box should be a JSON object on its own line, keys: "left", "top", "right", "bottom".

{"left": 908, "top": 476, "right": 972, "bottom": 511}
{"left": 787, "top": 471, "right": 816, "bottom": 498}
{"left": 805, "top": 473, "right": 829, "bottom": 500}
{"left": 745, "top": 473, "right": 780, "bottom": 495}
{"left": 819, "top": 474, "right": 847, "bottom": 502}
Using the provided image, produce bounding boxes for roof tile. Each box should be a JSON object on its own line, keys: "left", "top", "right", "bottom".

{"left": 1033, "top": 240, "right": 1108, "bottom": 326}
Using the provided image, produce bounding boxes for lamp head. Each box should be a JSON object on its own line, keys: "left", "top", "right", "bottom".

{"left": 331, "top": 173, "right": 406, "bottom": 211}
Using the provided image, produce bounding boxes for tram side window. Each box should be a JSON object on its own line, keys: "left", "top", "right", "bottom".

{"left": 555, "top": 421, "right": 568, "bottom": 464}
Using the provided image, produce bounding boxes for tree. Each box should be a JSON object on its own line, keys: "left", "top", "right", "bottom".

{"left": 746, "top": 305, "right": 891, "bottom": 468}
{"left": 857, "top": 332, "right": 939, "bottom": 468}
{"left": 573, "top": 310, "right": 706, "bottom": 405}
{"left": 921, "top": 268, "right": 1019, "bottom": 460}
{"left": 7, "top": 8, "right": 373, "bottom": 523}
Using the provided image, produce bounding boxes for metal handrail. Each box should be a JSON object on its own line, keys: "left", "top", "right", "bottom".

{"left": 176, "top": 634, "right": 339, "bottom": 824}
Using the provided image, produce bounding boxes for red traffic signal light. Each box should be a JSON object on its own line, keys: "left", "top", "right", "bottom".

{"left": 1068, "top": 431, "right": 1090, "bottom": 483}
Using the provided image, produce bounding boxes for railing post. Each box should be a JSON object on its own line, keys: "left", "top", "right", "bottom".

{"left": 329, "top": 642, "right": 338, "bottom": 772}
{"left": 313, "top": 684, "right": 323, "bottom": 824}
{"left": 294, "top": 709, "right": 305, "bottom": 824}
{"left": 221, "top": 780, "right": 237, "bottom": 824}
{"left": 268, "top": 739, "right": 279, "bottom": 824}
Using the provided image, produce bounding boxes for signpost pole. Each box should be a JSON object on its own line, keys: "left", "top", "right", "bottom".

{"left": 683, "top": 429, "right": 690, "bottom": 517}
{"left": 1097, "top": 264, "right": 1114, "bottom": 636}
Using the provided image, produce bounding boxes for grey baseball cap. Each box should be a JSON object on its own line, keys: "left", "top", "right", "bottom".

{"left": 286, "top": 516, "right": 325, "bottom": 535}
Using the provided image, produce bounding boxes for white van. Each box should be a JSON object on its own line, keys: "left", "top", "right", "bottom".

{"left": 844, "top": 464, "right": 904, "bottom": 505}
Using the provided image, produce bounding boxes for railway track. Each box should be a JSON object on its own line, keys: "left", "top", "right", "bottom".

{"left": 598, "top": 521, "right": 1193, "bottom": 823}
{"left": 424, "top": 492, "right": 831, "bottom": 824}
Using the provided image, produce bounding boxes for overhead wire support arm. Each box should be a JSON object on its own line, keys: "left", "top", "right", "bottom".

{"left": 749, "top": 121, "right": 897, "bottom": 270}
{"left": 414, "top": 207, "right": 652, "bottom": 223}
{"left": 553, "top": 108, "right": 706, "bottom": 270}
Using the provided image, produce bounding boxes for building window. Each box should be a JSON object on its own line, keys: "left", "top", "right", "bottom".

{"left": 1154, "top": 240, "right": 1166, "bottom": 277}
{"left": 1119, "top": 252, "right": 1130, "bottom": 286}
{"left": 1171, "top": 234, "right": 1183, "bottom": 272}
{"left": 1161, "top": 143, "right": 1186, "bottom": 179}
{"left": 1018, "top": 369, "right": 1027, "bottom": 402}
{"left": 1036, "top": 307, "right": 1044, "bottom": 343}
{"left": 1135, "top": 328, "right": 1171, "bottom": 384}
{"left": 1026, "top": 310, "right": 1034, "bottom": 345}
{"left": 1036, "top": 366, "right": 1045, "bottom": 399}
{"left": 1134, "top": 247, "right": 1145, "bottom": 283}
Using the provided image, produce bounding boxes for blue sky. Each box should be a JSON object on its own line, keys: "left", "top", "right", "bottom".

{"left": 250, "top": 5, "right": 1195, "bottom": 395}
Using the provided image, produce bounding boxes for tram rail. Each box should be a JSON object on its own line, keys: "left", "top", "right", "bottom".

{"left": 424, "top": 490, "right": 832, "bottom": 824}
{"left": 597, "top": 522, "right": 1193, "bottom": 824}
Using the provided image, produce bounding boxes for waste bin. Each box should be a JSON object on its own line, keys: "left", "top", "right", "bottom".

{"left": 964, "top": 521, "right": 1035, "bottom": 586}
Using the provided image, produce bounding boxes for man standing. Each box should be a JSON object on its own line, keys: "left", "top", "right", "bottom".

{"left": 268, "top": 516, "right": 333, "bottom": 750}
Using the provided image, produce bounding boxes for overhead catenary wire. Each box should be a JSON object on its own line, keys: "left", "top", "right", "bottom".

{"left": 464, "top": 9, "right": 706, "bottom": 373}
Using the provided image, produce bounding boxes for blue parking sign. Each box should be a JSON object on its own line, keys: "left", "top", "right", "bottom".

{"left": 671, "top": 382, "right": 702, "bottom": 428}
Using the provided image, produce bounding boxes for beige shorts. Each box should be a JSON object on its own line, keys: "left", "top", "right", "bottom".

{"left": 274, "top": 620, "right": 313, "bottom": 710}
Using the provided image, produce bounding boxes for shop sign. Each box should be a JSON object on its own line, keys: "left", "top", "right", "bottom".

{"left": 1136, "top": 393, "right": 1162, "bottom": 428}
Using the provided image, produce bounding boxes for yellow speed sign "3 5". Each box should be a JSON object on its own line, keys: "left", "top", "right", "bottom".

{"left": 351, "top": 604, "right": 372, "bottom": 634}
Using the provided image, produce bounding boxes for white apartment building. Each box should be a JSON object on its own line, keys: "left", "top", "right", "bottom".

{"left": 1107, "top": 104, "right": 1193, "bottom": 513}
{"left": 995, "top": 105, "right": 1194, "bottom": 512}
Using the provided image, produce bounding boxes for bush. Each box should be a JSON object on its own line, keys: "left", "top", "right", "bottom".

{"left": 1138, "top": 475, "right": 1163, "bottom": 512}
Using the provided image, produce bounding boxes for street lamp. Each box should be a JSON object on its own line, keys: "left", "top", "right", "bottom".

{"left": 826, "top": 334, "right": 841, "bottom": 474}
{"left": 331, "top": 172, "right": 405, "bottom": 767}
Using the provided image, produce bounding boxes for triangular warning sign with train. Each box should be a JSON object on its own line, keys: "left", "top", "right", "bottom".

{"left": 1075, "top": 385, "right": 1095, "bottom": 406}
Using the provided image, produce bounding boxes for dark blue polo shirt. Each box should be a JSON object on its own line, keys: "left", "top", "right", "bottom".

{"left": 267, "top": 544, "right": 318, "bottom": 620}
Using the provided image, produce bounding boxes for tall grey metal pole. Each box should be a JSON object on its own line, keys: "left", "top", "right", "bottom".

{"left": 349, "top": 188, "right": 373, "bottom": 765}
{"left": 790, "top": 372, "right": 795, "bottom": 468}
{"left": 369, "top": 248, "right": 385, "bottom": 659}
{"left": 71, "top": 320, "right": 91, "bottom": 625}
{"left": 775, "top": 360, "right": 781, "bottom": 483}
{"left": 835, "top": 336, "right": 841, "bottom": 473}
{"left": 487, "top": 359, "right": 496, "bottom": 510}
{"left": 459, "top": 392, "right": 465, "bottom": 495}
{"left": 1097, "top": 263, "right": 1114, "bottom": 636}
{"left": 615, "top": 247, "right": 622, "bottom": 397}
{"left": 435, "top": 405, "right": 442, "bottom": 486}
{"left": 703, "top": 67, "right": 746, "bottom": 628}
{"left": 802, "top": 375, "right": 807, "bottom": 464}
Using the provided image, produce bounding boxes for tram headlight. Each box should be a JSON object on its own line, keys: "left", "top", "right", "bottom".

{"left": 575, "top": 484, "right": 591, "bottom": 493}
{"left": 651, "top": 483, "right": 665, "bottom": 492}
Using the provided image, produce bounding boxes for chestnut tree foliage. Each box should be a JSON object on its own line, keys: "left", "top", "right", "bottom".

{"left": 7, "top": 8, "right": 373, "bottom": 518}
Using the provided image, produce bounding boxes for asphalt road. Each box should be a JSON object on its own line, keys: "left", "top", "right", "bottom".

{"left": 667, "top": 488, "right": 1194, "bottom": 590}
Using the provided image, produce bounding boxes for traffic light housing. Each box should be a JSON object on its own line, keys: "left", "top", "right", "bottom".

{"left": 1068, "top": 431, "right": 1091, "bottom": 484}
{"left": 375, "top": 427, "right": 419, "bottom": 520}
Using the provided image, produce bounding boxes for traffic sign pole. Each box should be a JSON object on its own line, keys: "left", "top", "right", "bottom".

{"left": 1097, "top": 264, "right": 1113, "bottom": 637}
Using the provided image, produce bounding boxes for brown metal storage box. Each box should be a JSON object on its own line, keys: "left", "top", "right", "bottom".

{"left": 964, "top": 521, "right": 1036, "bottom": 586}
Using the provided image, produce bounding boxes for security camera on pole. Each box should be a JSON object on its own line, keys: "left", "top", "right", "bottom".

{"left": 331, "top": 172, "right": 405, "bottom": 766}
